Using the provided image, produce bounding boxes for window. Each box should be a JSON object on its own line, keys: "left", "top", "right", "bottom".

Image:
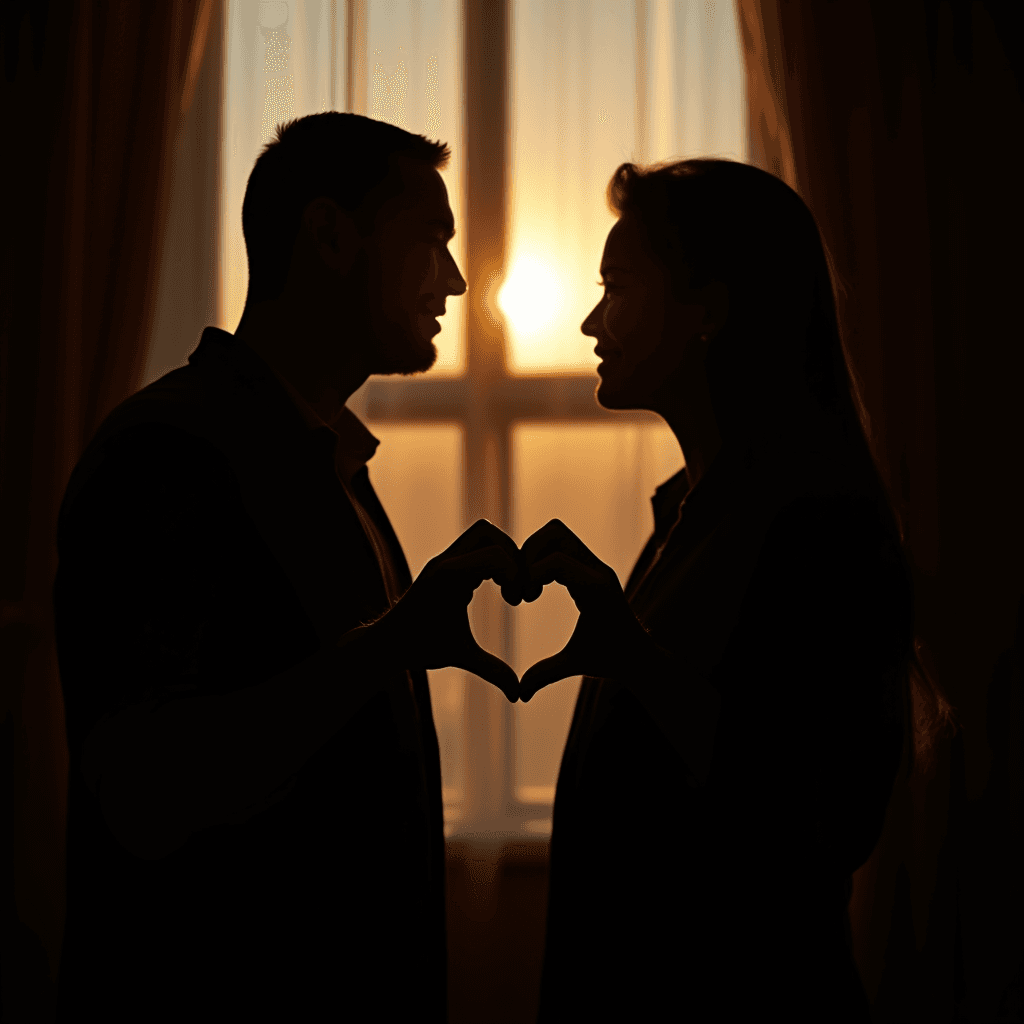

{"left": 221, "top": 0, "right": 746, "bottom": 838}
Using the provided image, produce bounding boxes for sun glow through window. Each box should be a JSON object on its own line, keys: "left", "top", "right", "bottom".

{"left": 497, "top": 255, "right": 565, "bottom": 338}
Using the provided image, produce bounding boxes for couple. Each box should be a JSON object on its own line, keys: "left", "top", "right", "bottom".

{"left": 54, "top": 113, "right": 910, "bottom": 1022}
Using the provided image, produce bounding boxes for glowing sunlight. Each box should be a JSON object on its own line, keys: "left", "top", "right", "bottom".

{"left": 497, "top": 254, "right": 565, "bottom": 338}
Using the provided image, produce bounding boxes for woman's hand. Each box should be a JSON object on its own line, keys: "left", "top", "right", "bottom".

{"left": 518, "top": 519, "right": 655, "bottom": 701}
{"left": 339, "top": 519, "right": 522, "bottom": 702}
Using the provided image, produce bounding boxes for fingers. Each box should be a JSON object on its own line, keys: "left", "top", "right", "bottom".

{"left": 529, "top": 551, "right": 607, "bottom": 589}
{"left": 520, "top": 520, "right": 608, "bottom": 603}
{"left": 520, "top": 520, "right": 575, "bottom": 603}
{"left": 444, "top": 520, "right": 528, "bottom": 604}
{"left": 527, "top": 552, "right": 610, "bottom": 610}
{"left": 439, "top": 546, "right": 520, "bottom": 598}
{"left": 446, "top": 519, "right": 520, "bottom": 563}
{"left": 460, "top": 647, "right": 520, "bottom": 703}
{"left": 519, "top": 652, "right": 576, "bottom": 702}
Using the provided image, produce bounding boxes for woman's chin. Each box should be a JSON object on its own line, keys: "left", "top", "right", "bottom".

{"left": 595, "top": 376, "right": 631, "bottom": 410}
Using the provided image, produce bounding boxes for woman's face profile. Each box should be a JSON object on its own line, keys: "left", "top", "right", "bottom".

{"left": 583, "top": 213, "right": 710, "bottom": 413}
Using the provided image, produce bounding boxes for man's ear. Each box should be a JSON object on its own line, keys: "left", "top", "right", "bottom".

{"left": 302, "top": 196, "right": 362, "bottom": 277}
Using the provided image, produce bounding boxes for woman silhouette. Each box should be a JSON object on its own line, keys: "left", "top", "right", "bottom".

{"left": 520, "top": 160, "right": 915, "bottom": 1021}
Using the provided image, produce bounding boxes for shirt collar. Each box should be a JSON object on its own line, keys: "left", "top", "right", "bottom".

{"left": 650, "top": 441, "right": 765, "bottom": 545}
{"left": 189, "top": 327, "right": 380, "bottom": 485}
{"left": 651, "top": 467, "right": 691, "bottom": 536}
{"left": 329, "top": 405, "right": 381, "bottom": 485}
{"left": 273, "top": 372, "right": 380, "bottom": 486}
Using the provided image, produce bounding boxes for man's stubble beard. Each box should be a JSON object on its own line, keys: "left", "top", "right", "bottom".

{"left": 353, "top": 252, "right": 437, "bottom": 377}
{"left": 374, "top": 320, "right": 437, "bottom": 375}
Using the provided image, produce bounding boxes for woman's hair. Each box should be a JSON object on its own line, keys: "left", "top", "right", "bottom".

{"left": 607, "top": 159, "right": 863, "bottom": 443}
{"left": 240, "top": 112, "right": 449, "bottom": 317}
{"left": 607, "top": 158, "right": 956, "bottom": 778}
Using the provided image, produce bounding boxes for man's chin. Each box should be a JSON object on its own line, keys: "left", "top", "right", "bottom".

{"left": 382, "top": 337, "right": 437, "bottom": 375}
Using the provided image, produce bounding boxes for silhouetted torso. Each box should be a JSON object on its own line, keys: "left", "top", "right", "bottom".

{"left": 54, "top": 328, "right": 446, "bottom": 1021}
{"left": 539, "top": 443, "right": 908, "bottom": 1022}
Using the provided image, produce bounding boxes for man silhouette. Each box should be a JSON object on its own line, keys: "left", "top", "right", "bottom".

{"left": 54, "top": 113, "right": 519, "bottom": 1021}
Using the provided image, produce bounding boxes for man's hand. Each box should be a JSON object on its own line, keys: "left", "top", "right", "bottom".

{"left": 518, "top": 519, "right": 653, "bottom": 701}
{"left": 341, "top": 519, "right": 522, "bottom": 701}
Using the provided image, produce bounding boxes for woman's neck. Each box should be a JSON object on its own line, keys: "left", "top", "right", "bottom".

{"left": 657, "top": 396, "right": 723, "bottom": 494}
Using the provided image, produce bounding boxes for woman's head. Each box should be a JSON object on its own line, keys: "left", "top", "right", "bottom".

{"left": 588, "top": 161, "right": 955, "bottom": 778}
{"left": 585, "top": 159, "right": 865, "bottom": 454}
{"left": 584, "top": 209, "right": 727, "bottom": 415}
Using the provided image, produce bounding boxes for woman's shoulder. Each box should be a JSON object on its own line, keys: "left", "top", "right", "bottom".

{"left": 745, "top": 482, "right": 912, "bottom": 657}
{"left": 773, "top": 449, "right": 897, "bottom": 544}
{"left": 765, "top": 489, "right": 893, "bottom": 556}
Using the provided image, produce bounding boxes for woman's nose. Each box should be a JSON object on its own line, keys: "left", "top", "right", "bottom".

{"left": 581, "top": 302, "right": 602, "bottom": 337}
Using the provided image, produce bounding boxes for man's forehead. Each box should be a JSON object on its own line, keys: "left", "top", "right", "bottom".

{"left": 396, "top": 159, "right": 451, "bottom": 214}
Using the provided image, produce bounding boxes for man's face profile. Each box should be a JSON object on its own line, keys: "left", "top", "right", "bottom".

{"left": 363, "top": 158, "right": 466, "bottom": 375}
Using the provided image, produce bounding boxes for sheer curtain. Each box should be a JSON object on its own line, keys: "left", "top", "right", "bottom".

{"left": 501, "top": 0, "right": 746, "bottom": 372}
{"left": 221, "top": 0, "right": 466, "bottom": 371}
{"left": 217, "top": 0, "right": 746, "bottom": 838}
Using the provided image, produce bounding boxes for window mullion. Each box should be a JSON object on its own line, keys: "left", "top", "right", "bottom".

{"left": 457, "top": 0, "right": 516, "bottom": 833}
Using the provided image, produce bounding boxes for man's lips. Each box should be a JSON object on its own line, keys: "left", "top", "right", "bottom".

{"left": 419, "top": 310, "right": 443, "bottom": 337}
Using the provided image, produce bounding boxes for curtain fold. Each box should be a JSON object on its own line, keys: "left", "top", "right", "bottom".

{"left": 742, "top": 2, "right": 1024, "bottom": 1017}
{"left": 0, "top": 0, "right": 218, "bottom": 1012}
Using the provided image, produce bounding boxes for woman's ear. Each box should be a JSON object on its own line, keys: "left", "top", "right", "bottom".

{"left": 301, "top": 197, "right": 362, "bottom": 277}
{"left": 700, "top": 280, "right": 729, "bottom": 337}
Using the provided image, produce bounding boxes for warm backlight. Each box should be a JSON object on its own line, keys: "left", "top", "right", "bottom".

{"left": 496, "top": 254, "right": 565, "bottom": 337}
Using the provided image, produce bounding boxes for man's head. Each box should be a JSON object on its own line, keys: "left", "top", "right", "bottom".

{"left": 239, "top": 113, "right": 465, "bottom": 386}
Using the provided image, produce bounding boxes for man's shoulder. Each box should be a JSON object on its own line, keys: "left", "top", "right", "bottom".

{"left": 60, "top": 332, "right": 248, "bottom": 522}
{"left": 103, "top": 329, "right": 239, "bottom": 437}
{"left": 90, "top": 326, "right": 260, "bottom": 442}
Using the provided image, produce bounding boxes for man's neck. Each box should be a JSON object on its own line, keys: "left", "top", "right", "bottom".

{"left": 235, "top": 300, "right": 370, "bottom": 421}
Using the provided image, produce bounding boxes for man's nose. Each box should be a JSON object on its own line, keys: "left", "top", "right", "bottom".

{"left": 446, "top": 260, "right": 467, "bottom": 296}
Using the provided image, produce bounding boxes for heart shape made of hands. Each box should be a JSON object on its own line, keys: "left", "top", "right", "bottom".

{"left": 386, "top": 518, "right": 649, "bottom": 704}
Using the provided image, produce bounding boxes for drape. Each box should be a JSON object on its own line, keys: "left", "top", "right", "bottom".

{"left": 742, "top": 2, "right": 1023, "bottom": 1017}
{"left": 0, "top": 1, "right": 219, "bottom": 1015}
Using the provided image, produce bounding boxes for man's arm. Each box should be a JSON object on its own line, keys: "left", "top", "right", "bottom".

{"left": 81, "top": 641, "right": 383, "bottom": 859}
{"left": 62, "top": 425, "right": 519, "bottom": 861}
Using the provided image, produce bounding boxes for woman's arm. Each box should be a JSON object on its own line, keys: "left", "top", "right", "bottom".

{"left": 517, "top": 518, "right": 721, "bottom": 785}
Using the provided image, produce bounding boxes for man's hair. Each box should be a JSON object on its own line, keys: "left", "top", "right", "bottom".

{"left": 240, "top": 112, "right": 450, "bottom": 312}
